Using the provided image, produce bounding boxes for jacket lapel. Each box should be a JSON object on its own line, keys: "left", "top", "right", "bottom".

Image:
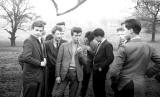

{"left": 49, "top": 40, "right": 56, "bottom": 54}
{"left": 68, "top": 42, "right": 73, "bottom": 57}
{"left": 30, "top": 35, "right": 42, "bottom": 57}
{"left": 95, "top": 39, "right": 107, "bottom": 56}
{"left": 59, "top": 39, "right": 64, "bottom": 46}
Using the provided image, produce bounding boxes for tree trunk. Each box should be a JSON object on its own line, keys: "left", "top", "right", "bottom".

{"left": 151, "top": 21, "right": 156, "bottom": 42}
{"left": 10, "top": 34, "right": 16, "bottom": 47}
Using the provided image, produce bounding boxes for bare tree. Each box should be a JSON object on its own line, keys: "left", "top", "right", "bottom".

{"left": 135, "top": 0, "right": 160, "bottom": 41}
{"left": 51, "top": 0, "right": 87, "bottom": 16}
{"left": 0, "top": 0, "right": 39, "bottom": 46}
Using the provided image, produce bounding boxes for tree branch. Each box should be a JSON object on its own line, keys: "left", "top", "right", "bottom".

{"left": 51, "top": 0, "right": 58, "bottom": 14}
{"left": 155, "top": 3, "right": 160, "bottom": 17}
{"left": 51, "top": 0, "right": 87, "bottom": 16}
{"left": 145, "top": 2, "right": 156, "bottom": 16}
{"left": 0, "top": 4, "right": 14, "bottom": 29}
{"left": 17, "top": 27, "right": 26, "bottom": 31}
{"left": 4, "top": 29, "right": 11, "bottom": 34}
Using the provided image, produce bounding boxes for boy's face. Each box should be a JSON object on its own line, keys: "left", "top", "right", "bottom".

{"left": 120, "top": 24, "right": 132, "bottom": 38}
{"left": 32, "top": 27, "right": 44, "bottom": 37}
{"left": 72, "top": 32, "right": 82, "bottom": 44}
{"left": 117, "top": 29, "right": 125, "bottom": 36}
{"left": 94, "top": 36, "right": 102, "bottom": 42}
{"left": 117, "top": 24, "right": 132, "bottom": 41}
{"left": 84, "top": 37, "right": 89, "bottom": 45}
{"left": 54, "top": 30, "right": 64, "bottom": 41}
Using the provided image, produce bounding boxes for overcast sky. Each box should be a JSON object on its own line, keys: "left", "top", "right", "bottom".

{"left": 0, "top": 0, "right": 137, "bottom": 41}
{"left": 30, "top": 0, "right": 136, "bottom": 30}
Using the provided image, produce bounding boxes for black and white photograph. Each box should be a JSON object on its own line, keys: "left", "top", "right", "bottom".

{"left": 0, "top": 0, "right": 160, "bottom": 97}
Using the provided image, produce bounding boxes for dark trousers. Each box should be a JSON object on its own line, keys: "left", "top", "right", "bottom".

{"left": 80, "top": 71, "right": 91, "bottom": 97}
{"left": 47, "top": 68, "right": 56, "bottom": 97}
{"left": 116, "top": 80, "right": 134, "bottom": 97}
{"left": 111, "top": 77, "right": 119, "bottom": 97}
{"left": 93, "top": 70, "right": 106, "bottom": 97}
{"left": 23, "top": 81, "right": 40, "bottom": 97}
{"left": 55, "top": 69, "right": 79, "bottom": 97}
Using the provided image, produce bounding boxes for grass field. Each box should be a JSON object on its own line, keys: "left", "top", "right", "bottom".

{"left": 0, "top": 45, "right": 22, "bottom": 97}
{"left": 0, "top": 33, "right": 160, "bottom": 97}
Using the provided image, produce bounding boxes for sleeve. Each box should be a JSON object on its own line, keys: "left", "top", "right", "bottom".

{"left": 19, "top": 39, "right": 41, "bottom": 66}
{"left": 146, "top": 45, "right": 160, "bottom": 78}
{"left": 18, "top": 54, "right": 24, "bottom": 69}
{"left": 150, "top": 46, "right": 160, "bottom": 64}
{"left": 56, "top": 44, "right": 64, "bottom": 77}
{"left": 110, "top": 46, "right": 126, "bottom": 78}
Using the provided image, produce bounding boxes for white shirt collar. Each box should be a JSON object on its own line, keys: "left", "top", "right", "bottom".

{"left": 101, "top": 38, "right": 106, "bottom": 44}
{"left": 53, "top": 39, "right": 58, "bottom": 48}
{"left": 131, "top": 35, "right": 141, "bottom": 40}
{"left": 36, "top": 37, "right": 41, "bottom": 44}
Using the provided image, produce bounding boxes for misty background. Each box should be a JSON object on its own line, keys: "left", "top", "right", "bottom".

{"left": 0, "top": 0, "right": 136, "bottom": 43}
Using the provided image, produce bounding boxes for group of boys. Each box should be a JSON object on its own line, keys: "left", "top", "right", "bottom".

{"left": 19, "top": 19, "right": 160, "bottom": 97}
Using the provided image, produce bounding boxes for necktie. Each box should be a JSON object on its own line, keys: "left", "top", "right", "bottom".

{"left": 56, "top": 42, "right": 59, "bottom": 48}
{"left": 98, "top": 42, "right": 101, "bottom": 46}
{"left": 75, "top": 44, "right": 79, "bottom": 53}
{"left": 40, "top": 38, "right": 44, "bottom": 50}
{"left": 95, "top": 42, "right": 101, "bottom": 55}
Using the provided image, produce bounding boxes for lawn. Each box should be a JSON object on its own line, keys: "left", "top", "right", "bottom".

{"left": 0, "top": 33, "right": 160, "bottom": 97}
{"left": 0, "top": 45, "right": 22, "bottom": 97}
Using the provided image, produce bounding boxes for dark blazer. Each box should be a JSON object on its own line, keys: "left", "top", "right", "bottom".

{"left": 45, "top": 39, "right": 66, "bottom": 69}
{"left": 18, "top": 35, "right": 44, "bottom": 83}
{"left": 93, "top": 39, "right": 114, "bottom": 72}
{"left": 56, "top": 42, "right": 88, "bottom": 81}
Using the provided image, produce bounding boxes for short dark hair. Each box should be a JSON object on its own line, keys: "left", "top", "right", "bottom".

{"left": 71, "top": 27, "right": 82, "bottom": 36}
{"left": 51, "top": 26, "right": 63, "bottom": 34}
{"left": 45, "top": 34, "right": 53, "bottom": 41}
{"left": 121, "top": 19, "right": 141, "bottom": 34}
{"left": 31, "top": 20, "right": 46, "bottom": 29}
{"left": 56, "top": 22, "right": 65, "bottom": 26}
{"left": 85, "top": 31, "right": 94, "bottom": 42}
{"left": 93, "top": 28, "right": 105, "bottom": 37}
